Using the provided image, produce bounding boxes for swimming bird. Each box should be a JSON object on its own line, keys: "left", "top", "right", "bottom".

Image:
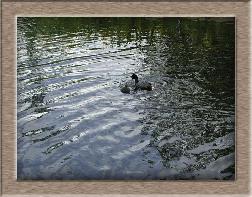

{"left": 120, "top": 84, "right": 131, "bottom": 94}
{"left": 131, "top": 73, "right": 152, "bottom": 91}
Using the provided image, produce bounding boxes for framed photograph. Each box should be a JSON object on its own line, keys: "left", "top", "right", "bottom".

{"left": 1, "top": 0, "right": 250, "bottom": 196}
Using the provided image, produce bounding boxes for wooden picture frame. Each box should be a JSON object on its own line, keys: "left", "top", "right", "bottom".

{"left": 1, "top": 0, "right": 250, "bottom": 196}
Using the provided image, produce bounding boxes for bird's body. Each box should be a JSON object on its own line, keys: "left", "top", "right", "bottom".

{"left": 135, "top": 81, "right": 152, "bottom": 91}
{"left": 131, "top": 73, "right": 152, "bottom": 91}
{"left": 120, "top": 84, "right": 131, "bottom": 94}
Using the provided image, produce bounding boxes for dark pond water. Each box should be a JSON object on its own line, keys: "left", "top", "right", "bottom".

{"left": 17, "top": 17, "right": 235, "bottom": 180}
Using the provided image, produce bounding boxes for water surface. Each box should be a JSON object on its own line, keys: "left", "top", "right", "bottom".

{"left": 17, "top": 17, "right": 235, "bottom": 180}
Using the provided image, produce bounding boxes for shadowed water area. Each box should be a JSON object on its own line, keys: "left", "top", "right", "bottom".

{"left": 17, "top": 17, "right": 235, "bottom": 180}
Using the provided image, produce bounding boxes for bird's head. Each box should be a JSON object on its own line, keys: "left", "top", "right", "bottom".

{"left": 131, "top": 73, "right": 139, "bottom": 83}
